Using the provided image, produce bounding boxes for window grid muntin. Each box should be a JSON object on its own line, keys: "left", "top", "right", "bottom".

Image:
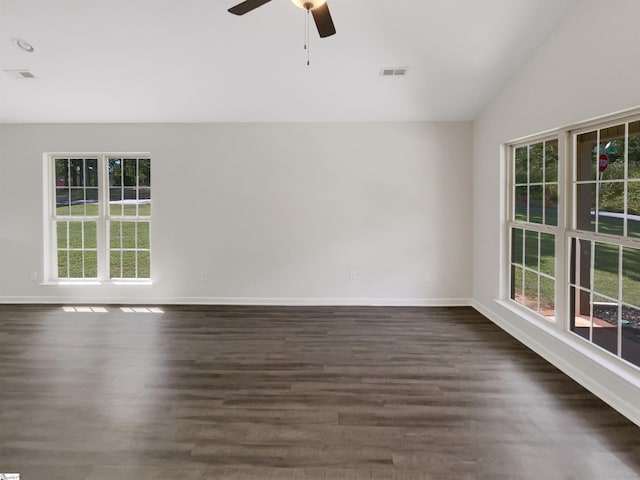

{"left": 513, "top": 139, "right": 559, "bottom": 227}
{"left": 510, "top": 226, "right": 556, "bottom": 318}
{"left": 573, "top": 121, "right": 640, "bottom": 239}
{"left": 568, "top": 237, "right": 640, "bottom": 364}
{"left": 108, "top": 220, "right": 151, "bottom": 279}
{"left": 54, "top": 158, "right": 100, "bottom": 218}
{"left": 55, "top": 220, "right": 98, "bottom": 279}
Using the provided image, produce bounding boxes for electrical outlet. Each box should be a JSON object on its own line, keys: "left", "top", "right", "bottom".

{"left": 424, "top": 272, "right": 432, "bottom": 283}
{"left": 31, "top": 271, "right": 38, "bottom": 282}
{"left": 349, "top": 269, "right": 357, "bottom": 280}
{"left": 200, "top": 272, "right": 207, "bottom": 282}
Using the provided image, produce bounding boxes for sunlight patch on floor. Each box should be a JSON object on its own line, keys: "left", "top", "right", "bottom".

{"left": 61, "top": 306, "right": 164, "bottom": 313}
{"left": 120, "top": 307, "right": 164, "bottom": 313}
{"left": 62, "top": 306, "right": 108, "bottom": 313}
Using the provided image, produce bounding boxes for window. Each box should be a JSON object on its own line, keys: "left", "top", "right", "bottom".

{"left": 507, "top": 112, "right": 640, "bottom": 370}
{"left": 569, "top": 120, "right": 640, "bottom": 367}
{"left": 48, "top": 154, "right": 151, "bottom": 282}
{"left": 54, "top": 157, "right": 100, "bottom": 279}
{"left": 509, "top": 138, "right": 559, "bottom": 320}
{"left": 107, "top": 157, "right": 151, "bottom": 279}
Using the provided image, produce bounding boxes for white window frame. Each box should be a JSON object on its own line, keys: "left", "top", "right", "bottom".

{"left": 43, "top": 153, "right": 152, "bottom": 285}
{"left": 506, "top": 134, "right": 564, "bottom": 323}
{"left": 567, "top": 115, "right": 640, "bottom": 365}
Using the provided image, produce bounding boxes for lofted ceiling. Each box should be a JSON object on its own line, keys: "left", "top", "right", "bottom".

{"left": 0, "top": 0, "right": 577, "bottom": 123}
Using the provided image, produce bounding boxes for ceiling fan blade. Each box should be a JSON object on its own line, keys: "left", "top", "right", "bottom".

{"left": 228, "top": 0, "right": 272, "bottom": 15}
{"left": 311, "top": 3, "right": 336, "bottom": 38}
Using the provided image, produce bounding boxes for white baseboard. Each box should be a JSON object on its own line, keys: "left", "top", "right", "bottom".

{"left": 472, "top": 299, "right": 640, "bottom": 428}
{"left": 0, "top": 296, "right": 472, "bottom": 307}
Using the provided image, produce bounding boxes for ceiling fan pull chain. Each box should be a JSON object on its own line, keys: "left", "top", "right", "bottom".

{"left": 304, "top": 9, "right": 311, "bottom": 66}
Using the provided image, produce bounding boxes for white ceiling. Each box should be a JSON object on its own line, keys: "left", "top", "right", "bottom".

{"left": 0, "top": 0, "right": 577, "bottom": 123}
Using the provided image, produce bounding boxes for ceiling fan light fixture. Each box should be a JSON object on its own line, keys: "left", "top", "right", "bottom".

{"left": 291, "top": 0, "right": 326, "bottom": 10}
{"left": 227, "top": 0, "right": 336, "bottom": 42}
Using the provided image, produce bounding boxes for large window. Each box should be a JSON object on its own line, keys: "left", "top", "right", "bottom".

{"left": 509, "top": 138, "right": 559, "bottom": 320}
{"left": 569, "top": 120, "right": 640, "bottom": 367}
{"left": 49, "top": 154, "right": 151, "bottom": 282}
{"left": 507, "top": 114, "right": 640, "bottom": 370}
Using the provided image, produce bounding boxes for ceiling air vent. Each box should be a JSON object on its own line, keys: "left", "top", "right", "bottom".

{"left": 4, "top": 69, "right": 35, "bottom": 79}
{"left": 380, "top": 67, "right": 408, "bottom": 77}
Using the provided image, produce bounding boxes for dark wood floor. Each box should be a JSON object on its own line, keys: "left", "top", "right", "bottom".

{"left": 0, "top": 305, "right": 639, "bottom": 479}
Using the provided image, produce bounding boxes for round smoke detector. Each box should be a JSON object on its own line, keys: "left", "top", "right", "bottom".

{"left": 14, "top": 38, "right": 35, "bottom": 53}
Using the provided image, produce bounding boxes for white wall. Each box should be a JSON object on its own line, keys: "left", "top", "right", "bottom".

{"left": 473, "top": 0, "right": 640, "bottom": 425}
{"left": 0, "top": 122, "right": 473, "bottom": 305}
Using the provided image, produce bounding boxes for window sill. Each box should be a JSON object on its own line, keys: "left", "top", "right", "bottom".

{"left": 39, "top": 280, "right": 153, "bottom": 286}
{"left": 493, "top": 298, "right": 640, "bottom": 385}
{"left": 497, "top": 298, "right": 558, "bottom": 326}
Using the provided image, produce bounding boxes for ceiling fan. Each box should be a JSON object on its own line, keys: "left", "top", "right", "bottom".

{"left": 228, "top": 0, "right": 337, "bottom": 38}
